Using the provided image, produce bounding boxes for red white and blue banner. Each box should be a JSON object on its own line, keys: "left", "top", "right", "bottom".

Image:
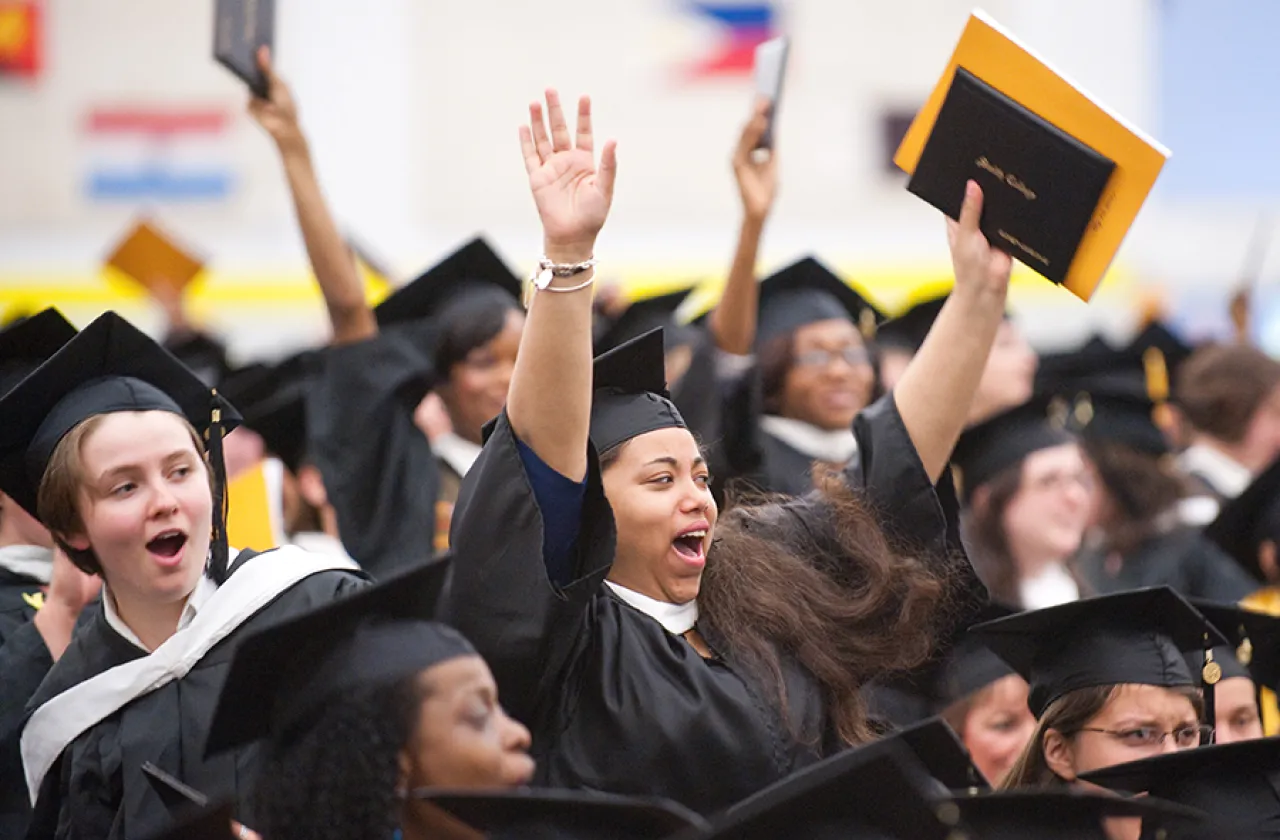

{"left": 81, "top": 106, "right": 235, "bottom": 202}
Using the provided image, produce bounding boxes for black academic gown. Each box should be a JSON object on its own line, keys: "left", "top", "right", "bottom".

{"left": 0, "top": 567, "right": 47, "bottom": 837}
{"left": 447, "top": 395, "right": 976, "bottom": 815}
{"left": 0, "top": 568, "right": 42, "bottom": 648}
{"left": 17, "top": 550, "right": 366, "bottom": 840}
{"left": 1074, "top": 526, "right": 1260, "bottom": 603}
{"left": 0, "top": 625, "right": 51, "bottom": 839}
{"left": 708, "top": 361, "right": 861, "bottom": 499}
{"left": 306, "top": 333, "right": 443, "bottom": 577}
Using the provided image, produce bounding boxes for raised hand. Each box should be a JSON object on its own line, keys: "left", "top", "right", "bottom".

{"left": 947, "top": 180, "right": 1013, "bottom": 301}
{"left": 247, "top": 46, "right": 306, "bottom": 156}
{"left": 519, "top": 89, "right": 617, "bottom": 263}
{"left": 33, "top": 547, "right": 102, "bottom": 661}
{"left": 732, "top": 97, "right": 778, "bottom": 221}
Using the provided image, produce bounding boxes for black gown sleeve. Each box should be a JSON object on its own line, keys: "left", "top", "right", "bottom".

{"left": 0, "top": 621, "right": 52, "bottom": 838}
{"left": 305, "top": 333, "right": 442, "bottom": 578}
{"left": 845, "top": 393, "right": 986, "bottom": 607}
{"left": 445, "top": 411, "right": 616, "bottom": 725}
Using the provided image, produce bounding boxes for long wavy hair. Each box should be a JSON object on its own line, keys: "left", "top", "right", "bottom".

{"left": 698, "top": 475, "right": 964, "bottom": 747}
{"left": 254, "top": 674, "right": 425, "bottom": 840}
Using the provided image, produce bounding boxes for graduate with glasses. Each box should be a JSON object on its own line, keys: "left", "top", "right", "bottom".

{"left": 973, "top": 588, "right": 1226, "bottom": 791}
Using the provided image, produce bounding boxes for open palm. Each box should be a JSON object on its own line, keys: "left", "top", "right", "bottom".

{"left": 520, "top": 90, "right": 616, "bottom": 254}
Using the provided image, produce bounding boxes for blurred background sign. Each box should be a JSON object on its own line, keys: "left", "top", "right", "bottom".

{"left": 0, "top": 0, "right": 40, "bottom": 79}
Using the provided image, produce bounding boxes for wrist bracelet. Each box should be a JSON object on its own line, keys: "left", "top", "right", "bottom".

{"left": 528, "top": 255, "right": 597, "bottom": 301}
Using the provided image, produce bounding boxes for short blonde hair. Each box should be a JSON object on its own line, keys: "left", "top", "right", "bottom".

{"left": 37, "top": 412, "right": 209, "bottom": 576}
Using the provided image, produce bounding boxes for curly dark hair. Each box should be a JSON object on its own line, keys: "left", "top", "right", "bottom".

{"left": 700, "top": 475, "right": 962, "bottom": 747}
{"left": 254, "top": 674, "right": 426, "bottom": 840}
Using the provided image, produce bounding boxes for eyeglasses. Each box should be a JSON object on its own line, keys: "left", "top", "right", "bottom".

{"left": 1077, "top": 724, "right": 1213, "bottom": 749}
{"left": 793, "top": 347, "right": 870, "bottom": 370}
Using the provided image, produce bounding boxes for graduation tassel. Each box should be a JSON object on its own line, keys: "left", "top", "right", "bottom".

{"left": 1143, "top": 347, "right": 1176, "bottom": 437}
{"left": 205, "top": 390, "right": 231, "bottom": 585}
{"left": 1202, "top": 634, "right": 1220, "bottom": 744}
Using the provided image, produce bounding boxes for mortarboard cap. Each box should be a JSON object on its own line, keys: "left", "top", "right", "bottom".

{"left": 926, "top": 602, "right": 1022, "bottom": 713}
{"left": 0, "top": 308, "right": 78, "bottom": 395}
{"left": 948, "top": 788, "right": 1203, "bottom": 840}
{"left": 970, "top": 588, "right": 1227, "bottom": 718}
{"left": 891, "top": 716, "right": 989, "bottom": 793}
{"left": 0, "top": 312, "right": 241, "bottom": 541}
{"left": 594, "top": 286, "right": 700, "bottom": 355}
{"left": 103, "top": 218, "right": 205, "bottom": 296}
{"left": 678, "top": 736, "right": 962, "bottom": 839}
{"left": 1035, "top": 335, "right": 1129, "bottom": 395}
{"left": 414, "top": 788, "right": 708, "bottom": 840}
{"left": 1128, "top": 321, "right": 1194, "bottom": 381}
{"left": 1057, "top": 381, "right": 1169, "bottom": 456}
{"left": 142, "top": 800, "right": 236, "bottom": 840}
{"left": 952, "top": 397, "right": 1074, "bottom": 493}
{"left": 874, "top": 295, "right": 948, "bottom": 354}
{"left": 1191, "top": 600, "right": 1280, "bottom": 691}
{"left": 588, "top": 329, "right": 686, "bottom": 455}
{"left": 755, "top": 257, "right": 884, "bottom": 350}
{"left": 162, "top": 332, "right": 232, "bottom": 389}
{"left": 1080, "top": 735, "right": 1280, "bottom": 838}
{"left": 205, "top": 556, "right": 467, "bottom": 755}
{"left": 374, "top": 236, "right": 521, "bottom": 329}
{"left": 218, "top": 352, "right": 316, "bottom": 474}
{"left": 1205, "top": 456, "right": 1280, "bottom": 584}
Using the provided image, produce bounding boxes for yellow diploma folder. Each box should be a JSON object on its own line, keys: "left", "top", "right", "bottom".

{"left": 225, "top": 458, "right": 285, "bottom": 552}
{"left": 895, "top": 9, "right": 1170, "bottom": 302}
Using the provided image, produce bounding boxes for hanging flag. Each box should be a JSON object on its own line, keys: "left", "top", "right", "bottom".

{"left": 684, "top": 2, "right": 777, "bottom": 79}
{"left": 81, "top": 106, "right": 236, "bottom": 202}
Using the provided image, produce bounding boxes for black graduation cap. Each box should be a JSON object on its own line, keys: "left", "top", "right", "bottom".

{"left": 218, "top": 352, "right": 316, "bottom": 473}
{"left": 970, "top": 588, "right": 1228, "bottom": 719}
{"left": 755, "top": 257, "right": 884, "bottom": 349}
{"left": 1080, "top": 736, "right": 1280, "bottom": 838}
{"left": 141, "top": 800, "right": 236, "bottom": 840}
{"left": 1191, "top": 600, "right": 1280, "bottom": 691}
{"left": 874, "top": 294, "right": 948, "bottom": 354}
{"left": 680, "top": 736, "right": 962, "bottom": 839}
{"left": 589, "top": 329, "right": 686, "bottom": 455}
{"left": 892, "top": 716, "right": 990, "bottom": 792}
{"left": 1034, "top": 334, "right": 1126, "bottom": 395}
{"left": 163, "top": 332, "right": 233, "bottom": 388}
{"left": 952, "top": 397, "right": 1074, "bottom": 493}
{"left": 1205, "top": 456, "right": 1280, "bottom": 583}
{"left": 1128, "top": 321, "right": 1194, "bottom": 381}
{"left": 926, "top": 602, "right": 1021, "bottom": 714}
{"left": 373, "top": 236, "right": 521, "bottom": 329}
{"left": 594, "top": 286, "right": 700, "bottom": 355}
{"left": 205, "top": 555, "right": 464, "bottom": 756}
{"left": 1062, "top": 382, "right": 1169, "bottom": 456}
{"left": 413, "top": 788, "right": 708, "bottom": 840}
{"left": 0, "top": 312, "right": 241, "bottom": 576}
{"left": 947, "top": 788, "right": 1204, "bottom": 840}
{"left": 0, "top": 307, "right": 78, "bottom": 395}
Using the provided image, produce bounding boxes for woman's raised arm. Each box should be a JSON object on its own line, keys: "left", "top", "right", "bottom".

{"left": 506, "top": 90, "right": 617, "bottom": 481}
